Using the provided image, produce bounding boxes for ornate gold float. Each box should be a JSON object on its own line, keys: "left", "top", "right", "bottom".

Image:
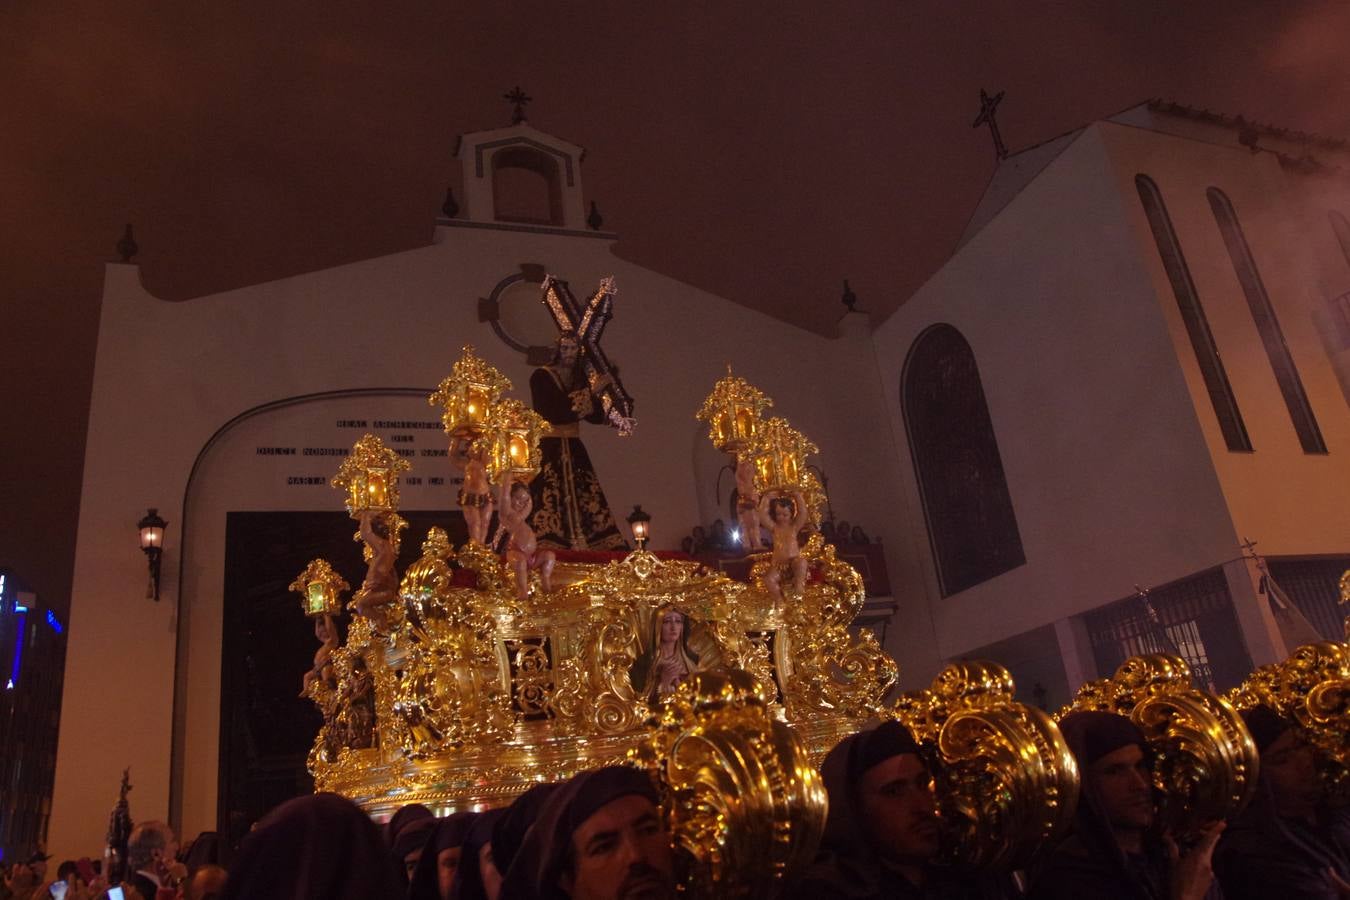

{"left": 301, "top": 345, "right": 1336, "bottom": 892}
{"left": 305, "top": 353, "right": 897, "bottom": 830}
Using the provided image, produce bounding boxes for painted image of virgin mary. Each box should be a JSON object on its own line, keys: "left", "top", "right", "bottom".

{"left": 629, "top": 605, "right": 702, "bottom": 702}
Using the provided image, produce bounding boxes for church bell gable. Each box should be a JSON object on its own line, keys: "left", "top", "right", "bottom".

{"left": 454, "top": 122, "right": 588, "bottom": 230}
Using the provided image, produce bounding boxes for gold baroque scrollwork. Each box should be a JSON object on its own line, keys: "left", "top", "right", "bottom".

{"left": 1064, "top": 653, "right": 1258, "bottom": 835}
{"left": 634, "top": 670, "right": 827, "bottom": 898}
{"left": 1229, "top": 641, "right": 1350, "bottom": 803}
{"left": 893, "top": 661, "right": 1079, "bottom": 870}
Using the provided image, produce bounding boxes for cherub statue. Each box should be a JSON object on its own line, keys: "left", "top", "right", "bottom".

{"left": 734, "top": 453, "right": 765, "bottom": 553}
{"left": 450, "top": 436, "right": 494, "bottom": 545}
{"left": 498, "top": 477, "right": 556, "bottom": 603}
{"left": 757, "top": 489, "right": 809, "bottom": 606}
{"left": 353, "top": 510, "right": 399, "bottom": 626}
{"left": 300, "top": 612, "right": 339, "bottom": 698}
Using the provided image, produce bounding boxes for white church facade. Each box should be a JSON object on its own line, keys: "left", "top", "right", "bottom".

{"left": 875, "top": 100, "right": 1350, "bottom": 706}
{"left": 49, "top": 102, "right": 1350, "bottom": 858}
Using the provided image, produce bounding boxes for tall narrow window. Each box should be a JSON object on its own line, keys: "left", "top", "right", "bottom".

{"left": 1326, "top": 212, "right": 1350, "bottom": 347}
{"left": 1136, "top": 175, "right": 1252, "bottom": 451}
{"left": 902, "top": 324, "right": 1025, "bottom": 597}
{"left": 1208, "top": 188, "right": 1327, "bottom": 453}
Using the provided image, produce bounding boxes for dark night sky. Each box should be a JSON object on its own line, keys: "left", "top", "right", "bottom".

{"left": 4, "top": 1, "right": 1349, "bottom": 617}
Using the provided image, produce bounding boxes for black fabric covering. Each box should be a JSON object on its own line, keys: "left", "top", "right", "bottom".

{"left": 788, "top": 722, "right": 1003, "bottom": 900}
{"left": 1027, "top": 711, "right": 1164, "bottom": 900}
{"left": 394, "top": 817, "right": 439, "bottom": 862}
{"left": 408, "top": 812, "right": 477, "bottom": 900}
{"left": 386, "top": 803, "right": 435, "bottom": 848}
{"left": 1241, "top": 704, "right": 1295, "bottom": 754}
{"left": 1057, "top": 710, "right": 1151, "bottom": 768}
{"left": 448, "top": 808, "right": 505, "bottom": 900}
{"left": 181, "top": 830, "right": 225, "bottom": 872}
{"left": 491, "top": 782, "right": 563, "bottom": 881}
{"left": 1216, "top": 710, "right": 1350, "bottom": 900}
{"left": 497, "top": 766, "right": 659, "bottom": 900}
{"left": 219, "top": 792, "right": 402, "bottom": 900}
{"left": 852, "top": 720, "right": 923, "bottom": 783}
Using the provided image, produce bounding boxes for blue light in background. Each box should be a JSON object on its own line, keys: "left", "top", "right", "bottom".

{"left": 46, "top": 610, "right": 62, "bottom": 634}
{"left": 9, "top": 608, "right": 25, "bottom": 688}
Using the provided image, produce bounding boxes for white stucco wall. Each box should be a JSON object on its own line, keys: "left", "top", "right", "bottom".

{"left": 1100, "top": 122, "right": 1350, "bottom": 556}
{"left": 871, "top": 125, "right": 1243, "bottom": 668}
{"left": 870, "top": 118, "right": 1350, "bottom": 685}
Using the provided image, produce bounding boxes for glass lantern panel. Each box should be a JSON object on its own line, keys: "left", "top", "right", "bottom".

{"left": 734, "top": 407, "right": 754, "bottom": 439}
{"left": 367, "top": 470, "right": 389, "bottom": 507}
{"left": 306, "top": 582, "right": 331, "bottom": 616}
{"left": 467, "top": 387, "right": 489, "bottom": 425}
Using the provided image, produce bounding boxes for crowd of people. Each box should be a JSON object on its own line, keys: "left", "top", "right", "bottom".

{"left": 7, "top": 701, "right": 1347, "bottom": 899}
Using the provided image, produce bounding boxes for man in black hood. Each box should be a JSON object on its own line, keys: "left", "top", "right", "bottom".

{"left": 790, "top": 720, "right": 1004, "bottom": 899}
{"left": 220, "top": 792, "right": 403, "bottom": 900}
{"left": 1215, "top": 704, "right": 1350, "bottom": 899}
{"left": 498, "top": 766, "right": 674, "bottom": 900}
{"left": 1028, "top": 710, "right": 1223, "bottom": 900}
{"left": 409, "top": 811, "right": 478, "bottom": 900}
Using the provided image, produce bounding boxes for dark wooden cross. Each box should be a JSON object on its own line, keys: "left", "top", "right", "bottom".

{"left": 972, "top": 88, "right": 1008, "bottom": 160}
{"left": 541, "top": 275, "right": 636, "bottom": 434}
{"left": 504, "top": 86, "right": 532, "bottom": 124}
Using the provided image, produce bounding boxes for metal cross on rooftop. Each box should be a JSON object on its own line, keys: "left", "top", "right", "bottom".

{"left": 504, "top": 86, "right": 532, "bottom": 124}
{"left": 972, "top": 88, "right": 1008, "bottom": 160}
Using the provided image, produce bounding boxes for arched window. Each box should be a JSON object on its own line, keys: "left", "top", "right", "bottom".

{"left": 1208, "top": 188, "right": 1326, "bottom": 453}
{"left": 902, "top": 324, "right": 1025, "bottom": 597}
{"left": 1135, "top": 175, "right": 1252, "bottom": 452}
{"left": 492, "top": 146, "right": 564, "bottom": 226}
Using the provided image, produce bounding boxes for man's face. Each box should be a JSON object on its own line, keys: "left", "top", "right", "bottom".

{"left": 559, "top": 340, "right": 579, "bottom": 367}
{"left": 856, "top": 753, "right": 941, "bottom": 864}
{"left": 151, "top": 834, "right": 178, "bottom": 874}
{"left": 561, "top": 794, "right": 674, "bottom": 900}
{"left": 403, "top": 848, "right": 423, "bottom": 881}
{"left": 436, "top": 846, "right": 462, "bottom": 900}
{"left": 1263, "top": 728, "right": 1321, "bottom": 817}
{"left": 1088, "top": 744, "right": 1155, "bottom": 832}
{"left": 479, "top": 842, "right": 502, "bottom": 900}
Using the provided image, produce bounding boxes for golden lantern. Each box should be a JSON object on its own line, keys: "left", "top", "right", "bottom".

{"left": 747, "top": 416, "right": 818, "bottom": 495}
{"left": 332, "top": 434, "right": 411, "bottom": 517}
{"left": 429, "top": 345, "right": 513, "bottom": 438}
{"left": 695, "top": 365, "right": 773, "bottom": 453}
{"left": 483, "top": 398, "right": 549, "bottom": 484}
{"left": 290, "top": 559, "right": 350, "bottom": 618}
